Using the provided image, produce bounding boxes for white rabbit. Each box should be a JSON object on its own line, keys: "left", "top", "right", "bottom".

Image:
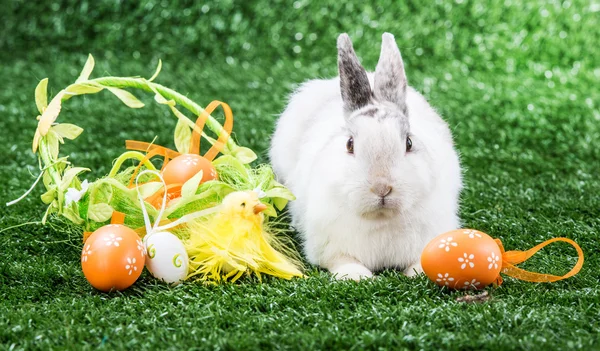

{"left": 269, "top": 33, "right": 462, "bottom": 280}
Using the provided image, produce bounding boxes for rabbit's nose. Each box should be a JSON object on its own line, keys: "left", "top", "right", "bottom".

{"left": 371, "top": 183, "right": 392, "bottom": 198}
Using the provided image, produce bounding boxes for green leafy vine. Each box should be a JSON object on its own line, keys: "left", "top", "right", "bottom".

{"left": 11, "top": 54, "right": 295, "bottom": 233}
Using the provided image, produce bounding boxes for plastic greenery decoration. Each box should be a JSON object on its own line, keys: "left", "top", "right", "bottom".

{"left": 11, "top": 54, "right": 295, "bottom": 235}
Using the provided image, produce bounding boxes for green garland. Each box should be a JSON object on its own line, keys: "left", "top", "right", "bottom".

{"left": 12, "top": 54, "right": 295, "bottom": 233}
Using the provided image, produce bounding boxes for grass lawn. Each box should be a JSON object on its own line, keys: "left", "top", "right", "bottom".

{"left": 1, "top": 1, "right": 599, "bottom": 350}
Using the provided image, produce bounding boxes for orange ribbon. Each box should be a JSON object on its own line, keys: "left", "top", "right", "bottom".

{"left": 494, "top": 237, "right": 584, "bottom": 286}
{"left": 125, "top": 100, "right": 233, "bottom": 186}
{"left": 83, "top": 211, "right": 126, "bottom": 242}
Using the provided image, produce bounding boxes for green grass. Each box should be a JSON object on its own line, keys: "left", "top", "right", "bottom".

{"left": 1, "top": 1, "right": 599, "bottom": 350}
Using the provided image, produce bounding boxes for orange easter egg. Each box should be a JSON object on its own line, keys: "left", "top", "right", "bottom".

{"left": 161, "top": 154, "right": 217, "bottom": 186}
{"left": 421, "top": 229, "right": 502, "bottom": 290}
{"left": 81, "top": 224, "right": 145, "bottom": 292}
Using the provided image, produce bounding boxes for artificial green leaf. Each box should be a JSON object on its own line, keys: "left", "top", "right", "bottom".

{"left": 88, "top": 203, "right": 114, "bottom": 222}
{"left": 263, "top": 203, "right": 277, "bottom": 217}
{"left": 53, "top": 130, "right": 64, "bottom": 144}
{"left": 78, "top": 191, "right": 90, "bottom": 220}
{"left": 53, "top": 123, "right": 84, "bottom": 140}
{"left": 42, "top": 202, "right": 56, "bottom": 224}
{"left": 264, "top": 187, "right": 296, "bottom": 201}
{"left": 60, "top": 167, "right": 90, "bottom": 191}
{"left": 63, "top": 207, "right": 84, "bottom": 225}
{"left": 41, "top": 158, "right": 71, "bottom": 188}
{"left": 35, "top": 78, "right": 48, "bottom": 114}
{"left": 38, "top": 90, "right": 65, "bottom": 136}
{"left": 32, "top": 129, "right": 41, "bottom": 154}
{"left": 272, "top": 197, "right": 289, "bottom": 211}
{"left": 41, "top": 187, "right": 57, "bottom": 204}
{"left": 106, "top": 87, "right": 145, "bottom": 108}
{"left": 174, "top": 118, "right": 192, "bottom": 154}
{"left": 137, "top": 181, "right": 165, "bottom": 198}
{"left": 91, "top": 181, "right": 114, "bottom": 205}
{"left": 164, "top": 182, "right": 234, "bottom": 217}
{"left": 194, "top": 181, "right": 235, "bottom": 200}
{"left": 233, "top": 147, "right": 258, "bottom": 164}
{"left": 213, "top": 155, "right": 249, "bottom": 179}
{"left": 75, "top": 54, "right": 95, "bottom": 83}
{"left": 46, "top": 130, "right": 60, "bottom": 160}
{"left": 64, "top": 82, "right": 104, "bottom": 99}
{"left": 181, "top": 170, "right": 204, "bottom": 198}
{"left": 148, "top": 59, "right": 162, "bottom": 82}
{"left": 42, "top": 170, "right": 52, "bottom": 189}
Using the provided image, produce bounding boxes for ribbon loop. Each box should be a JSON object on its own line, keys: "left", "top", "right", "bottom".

{"left": 126, "top": 142, "right": 179, "bottom": 186}
{"left": 198, "top": 100, "right": 234, "bottom": 161}
{"left": 125, "top": 100, "right": 233, "bottom": 185}
{"left": 499, "top": 237, "right": 584, "bottom": 283}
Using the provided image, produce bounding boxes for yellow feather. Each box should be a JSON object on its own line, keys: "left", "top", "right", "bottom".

{"left": 183, "top": 191, "right": 304, "bottom": 283}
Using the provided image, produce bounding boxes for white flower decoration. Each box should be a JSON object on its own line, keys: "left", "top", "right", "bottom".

{"left": 182, "top": 155, "right": 199, "bottom": 166}
{"left": 125, "top": 257, "right": 138, "bottom": 276}
{"left": 463, "top": 279, "right": 481, "bottom": 289}
{"left": 253, "top": 187, "right": 267, "bottom": 199}
{"left": 458, "top": 253, "right": 475, "bottom": 269}
{"left": 488, "top": 252, "right": 499, "bottom": 270}
{"left": 436, "top": 273, "right": 455, "bottom": 286}
{"left": 137, "top": 239, "right": 145, "bottom": 257}
{"left": 438, "top": 237, "right": 458, "bottom": 252}
{"left": 82, "top": 244, "right": 92, "bottom": 262}
{"left": 65, "top": 180, "right": 89, "bottom": 206}
{"left": 103, "top": 233, "right": 123, "bottom": 247}
{"left": 463, "top": 229, "right": 482, "bottom": 239}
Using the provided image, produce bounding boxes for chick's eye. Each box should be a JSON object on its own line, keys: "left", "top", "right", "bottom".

{"left": 346, "top": 137, "right": 354, "bottom": 154}
{"left": 406, "top": 136, "right": 413, "bottom": 152}
{"left": 240, "top": 202, "right": 246, "bottom": 208}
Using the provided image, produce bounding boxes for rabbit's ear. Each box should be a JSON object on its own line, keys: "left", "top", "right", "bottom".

{"left": 338, "top": 33, "right": 372, "bottom": 112}
{"left": 374, "top": 33, "right": 407, "bottom": 113}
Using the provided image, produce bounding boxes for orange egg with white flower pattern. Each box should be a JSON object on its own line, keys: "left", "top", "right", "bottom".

{"left": 421, "top": 229, "right": 502, "bottom": 290}
{"left": 81, "top": 224, "right": 145, "bottom": 292}
{"left": 161, "top": 154, "right": 217, "bottom": 186}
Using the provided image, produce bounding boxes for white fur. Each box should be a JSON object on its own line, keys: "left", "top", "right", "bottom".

{"left": 270, "top": 37, "right": 462, "bottom": 280}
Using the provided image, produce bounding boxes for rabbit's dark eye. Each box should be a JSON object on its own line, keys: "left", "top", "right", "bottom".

{"left": 406, "top": 136, "right": 413, "bottom": 152}
{"left": 346, "top": 137, "right": 354, "bottom": 154}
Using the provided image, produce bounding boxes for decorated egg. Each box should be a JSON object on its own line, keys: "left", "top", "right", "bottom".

{"left": 81, "top": 224, "right": 145, "bottom": 292}
{"left": 161, "top": 154, "right": 217, "bottom": 186}
{"left": 421, "top": 229, "right": 502, "bottom": 289}
{"left": 144, "top": 231, "right": 189, "bottom": 284}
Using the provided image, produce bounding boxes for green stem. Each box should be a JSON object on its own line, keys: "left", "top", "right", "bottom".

{"left": 39, "top": 138, "right": 64, "bottom": 213}
{"left": 92, "top": 77, "right": 237, "bottom": 152}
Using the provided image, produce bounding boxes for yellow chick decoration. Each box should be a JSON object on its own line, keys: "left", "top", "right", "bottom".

{"left": 185, "top": 190, "right": 304, "bottom": 283}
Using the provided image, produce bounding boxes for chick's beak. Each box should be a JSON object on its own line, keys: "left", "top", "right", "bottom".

{"left": 253, "top": 203, "right": 268, "bottom": 214}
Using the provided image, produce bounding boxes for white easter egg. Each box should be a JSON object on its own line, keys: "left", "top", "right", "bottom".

{"left": 143, "top": 231, "right": 189, "bottom": 285}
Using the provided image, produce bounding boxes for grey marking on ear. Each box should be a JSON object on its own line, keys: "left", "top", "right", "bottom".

{"left": 374, "top": 33, "right": 408, "bottom": 115}
{"left": 338, "top": 33, "right": 372, "bottom": 113}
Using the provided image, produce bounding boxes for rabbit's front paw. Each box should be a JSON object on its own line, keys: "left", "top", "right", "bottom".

{"left": 330, "top": 262, "right": 373, "bottom": 281}
{"left": 403, "top": 261, "right": 423, "bottom": 277}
